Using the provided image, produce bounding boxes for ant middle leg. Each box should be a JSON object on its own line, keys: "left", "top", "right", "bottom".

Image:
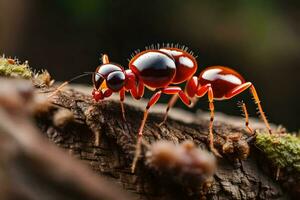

{"left": 159, "top": 86, "right": 192, "bottom": 125}
{"left": 159, "top": 76, "right": 199, "bottom": 125}
{"left": 159, "top": 94, "right": 179, "bottom": 126}
{"left": 159, "top": 95, "right": 198, "bottom": 126}
{"left": 238, "top": 101, "right": 254, "bottom": 135}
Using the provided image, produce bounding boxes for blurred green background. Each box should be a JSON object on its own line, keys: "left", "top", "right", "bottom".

{"left": 0, "top": 0, "right": 299, "bottom": 131}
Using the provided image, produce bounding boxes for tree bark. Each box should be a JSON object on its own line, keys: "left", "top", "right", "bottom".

{"left": 0, "top": 79, "right": 292, "bottom": 200}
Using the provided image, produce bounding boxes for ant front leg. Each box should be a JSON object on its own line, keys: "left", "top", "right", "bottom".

{"left": 239, "top": 101, "right": 254, "bottom": 134}
{"left": 119, "top": 88, "right": 126, "bottom": 121}
{"left": 131, "top": 86, "right": 191, "bottom": 172}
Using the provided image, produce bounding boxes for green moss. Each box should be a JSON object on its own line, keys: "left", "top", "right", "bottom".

{"left": 0, "top": 56, "right": 32, "bottom": 79}
{"left": 255, "top": 132, "right": 300, "bottom": 172}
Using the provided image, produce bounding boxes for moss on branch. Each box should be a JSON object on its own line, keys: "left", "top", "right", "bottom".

{"left": 255, "top": 131, "right": 300, "bottom": 172}
{"left": 0, "top": 56, "right": 32, "bottom": 79}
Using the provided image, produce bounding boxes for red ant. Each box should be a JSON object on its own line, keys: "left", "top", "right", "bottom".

{"left": 50, "top": 44, "right": 272, "bottom": 173}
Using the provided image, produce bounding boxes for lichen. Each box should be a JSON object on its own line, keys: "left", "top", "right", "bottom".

{"left": 0, "top": 56, "right": 32, "bottom": 79}
{"left": 255, "top": 132, "right": 300, "bottom": 172}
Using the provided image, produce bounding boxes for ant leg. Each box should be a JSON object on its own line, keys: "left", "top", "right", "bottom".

{"left": 160, "top": 76, "right": 199, "bottom": 125}
{"left": 226, "top": 82, "right": 272, "bottom": 134}
{"left": 250, "top": 85, "right": 272, "bottom": 134}
{"left": 207, "top": 88, "right": 222, "bottom": 157}
{"left": 159, "top": 87, "right": 192, "bottom": 125}
{"left": 131, "top": 90, "right": 162, "bottom": 173}
{"left": 130, "top": 80, "right": 145, "bottom": 100}
{"left": 160, "top": 96, "right": 198, "bottom": 126}
{"left": 159, "top": 95, "right": 179, "bottom": 126}
{"left": 196, "top": 84, "right": 222, "bottom": 157}
{"left": 239, "top": 101, "right": 254, "bottom": 134}
{"left": 225, "top": 82, "right": 252, "bottom": 99}
{"left": 190, "top": 96, "right": 199, "bottom": 107}
{"left": 119, "top": 88, "right": 126, "bottom": 121}
{"left": 185, "top": 76, "right": 198, "bottom": 98}
{"left": 161, "top": 87, "right": 191, "bottom": 106}
{"left": 227, "top": 83, "right": 253, "bottom": 134}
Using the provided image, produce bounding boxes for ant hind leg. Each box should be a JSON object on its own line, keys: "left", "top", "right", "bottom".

{"left": 249, "top": 85, "right": 272, "bottom": 134}
{"left": 226, "top": 82, "right": 272, "bottom": 134}
{"left": 238, "top": 101, "right": 254, "bottom": 135}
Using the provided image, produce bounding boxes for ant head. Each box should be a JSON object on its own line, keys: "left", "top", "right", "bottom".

{"left": 92, "top": 62, "right": 125, "bottom": 102}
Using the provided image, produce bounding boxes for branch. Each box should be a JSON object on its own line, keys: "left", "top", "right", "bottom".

{"left": 0, "top": 77, "right": 297, "bottom": 200}
{"left": 36, "top": 84, "right": 292, "bottom": 200}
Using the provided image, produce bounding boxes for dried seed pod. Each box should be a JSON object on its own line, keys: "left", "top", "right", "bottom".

{"left": 146, "top": 140, "right": 216, "bottom": 186}
{"left": 33, "top": 70, "right": 54, "bottom": 87}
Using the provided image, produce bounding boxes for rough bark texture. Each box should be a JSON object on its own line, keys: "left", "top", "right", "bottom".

{"left": 0, "top": 79, "right": 293, "bottom": 200}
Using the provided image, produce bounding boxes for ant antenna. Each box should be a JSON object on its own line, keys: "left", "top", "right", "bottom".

{"left": 47, "top": 72, "right": 95, "bottom": 99}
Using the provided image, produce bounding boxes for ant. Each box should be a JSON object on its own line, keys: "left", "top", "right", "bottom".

{"left": 49, "top": 44, "right": 272, "bottom": 173}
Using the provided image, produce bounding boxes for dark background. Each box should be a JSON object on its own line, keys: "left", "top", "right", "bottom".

{"left": 0, "top": 0, "right": 299, "bottom": 131}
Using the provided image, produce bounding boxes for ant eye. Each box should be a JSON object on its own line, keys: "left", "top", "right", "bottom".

{"left": 106, "top": 71, "right": 125, "bottom": 91}
{"left": 93, "top": 72, "right": 105, "bottom": 90}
